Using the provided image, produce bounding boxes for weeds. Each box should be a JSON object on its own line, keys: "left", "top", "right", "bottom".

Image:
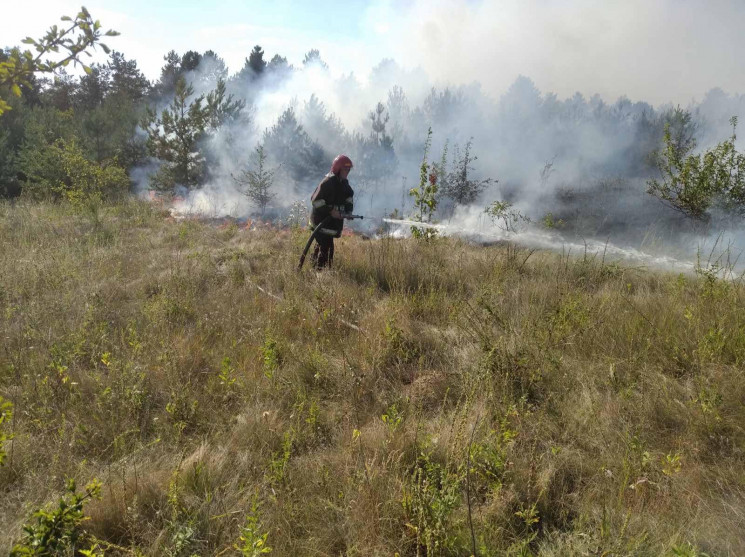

{"left": 402, "top": 452, "right": 464, "bottom": 556}
{"left": 11, "top": 479, "right": 102, "bottom": 556}
{"left": 235, "top": 499, "right": 272, "bottom": 556}
{"left": 0, "top": 396, "right": 12, "bottom": 466}
{"left": 1, "top": 200, "right": 744, "bottom": 554}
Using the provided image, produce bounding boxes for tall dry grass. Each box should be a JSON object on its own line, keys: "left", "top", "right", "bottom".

{"left": 0, "top": 199, "right": 743, "bottom": 555}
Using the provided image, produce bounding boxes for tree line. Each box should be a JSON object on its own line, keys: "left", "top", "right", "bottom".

{"left": 1, "top": 9, "right": 744, "bottom": 226}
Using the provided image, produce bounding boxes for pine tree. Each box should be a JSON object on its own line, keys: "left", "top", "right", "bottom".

{"left": 351, "top": 101, "right": 397, "bottom": 203}
{"left": 199, "top": 50, "right": 228, "bottom": 85}
{"left": 38, "top": 69, "right": 76, "bottom": 111}
{"left": 386, "top": 85, "right": 409, "bottom": 145}
{"left": 233, "top": 144, "right": 276, "bottom": 215}
{"left": 205, "top": 78, "right": 245, "bottom": 131}
{"left": 263, "top": 107, "right": 327, "bottom": 185}
{"left": 107, "top": 51, "right": 150, "bottom": 101}
{"left": 268, "top": 54, "right": 291, "bottom": 74}
{"left": 154, "top": 50, "right": 181, "bottom": 98}
{"left": 302, "top": 94, "right": 345, "bottom": 152}
{"left": 302, "top": 49, "right": 328, "bottom": 70}
{"left": 74, "top": 63, "right": 110, "bottom": 110}
{"left": 248, "top": 45, "right": 267, "bottom": 76}
{"left": 369, "top": 102, "right": 390, "bottom": 144}
{"left": 232, "top": 46, "right": 269, "bottom": 85}
{"left": 143, "top": 77, "right": 209, "bottom": 191}
{"left": 180, "top": 50, "right": 202, "bottom": 72}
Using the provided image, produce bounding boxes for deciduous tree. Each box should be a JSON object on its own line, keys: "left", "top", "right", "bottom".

{"left": 0, "top": 7, "right": 118, "bottom": 116}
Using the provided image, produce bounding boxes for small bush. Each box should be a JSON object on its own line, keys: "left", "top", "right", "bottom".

{"left": 11, "top": 479, "right": 102, "bottom": 556}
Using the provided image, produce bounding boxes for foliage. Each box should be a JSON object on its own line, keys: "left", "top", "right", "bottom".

{"left": 205, "top": 78, "right": 245, "bottom": 131}
{"left": 302, "top": 94, "right": 345, "bottom": 153}
{"left": 442, "top": 139, "right": 494, "bottom": 206}
{"left": 541, "top": 212, "right": 565, "bottom": 229}
{"left": 647, "top": 116, "right": 745, "bottom": 220}
{"left": 1, "top": 203, "right": 745, "bottom": 554}
{"left": 20, "top": 138, "right": 128, "bottom": 204}
{"left": 262, "top": 107, "right": 327, "bottom": 185}
{"left": 302, "top": 49, "right": 327, "bottom": 69}
{"left": 248, "top": 46, "right": 267, "bottom": 77}
{"left": 402, "top": 453, "right": 463, "bottom": 556}
{"left": 143, "top": 77, "right": 210, "bottom": 191}
{"left": 233, "top": 144, "right": 276, "bottom": 215}
{"left": 409, "top": 127, "right": 438, "bottom": 238}
{"left": 0, "top": 396, "right": 13, "bottom": 466}
{"left": 11, "top": 479, "right": 102, "bottom": 556}
{"left": 0, "top": 8, "right": 118, "bottom": 116}
{"left": 262, "top": 335, "right": 280, "bottom": 379}
{"left": 235, "top": 499, "right": 272, "bottom": 556}
{"left": 0, "top": 125, "right": 21, "bottom": 197}
{"left": 485, "top": 199, "right": 531, "bottom": 232}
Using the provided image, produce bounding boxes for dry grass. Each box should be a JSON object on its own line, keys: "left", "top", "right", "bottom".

{"left": 1, "top": 199, "right": 744, "bottom": 555}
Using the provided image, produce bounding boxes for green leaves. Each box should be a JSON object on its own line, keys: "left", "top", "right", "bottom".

{"left": 233, "top": 143, "right": 276, "bottom": 215}
{"left": 235, "top": 499, "right": 273, "bottom": 556}
{"left": 0, "top": 8, "right": 119, "bottom": 116}
{"left": 11, "top": 478, "right": 102, "bottom": 555}
{"left": 0, "top": 396, "right": 13, "bottom": 466}
{"left": 647, "top": 115, "right": 745, "bottom": 221}
{"left": 410, "top": 127, "right": 439, "bottom": 239}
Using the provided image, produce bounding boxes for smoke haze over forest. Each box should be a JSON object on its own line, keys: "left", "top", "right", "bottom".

{"left": 5, "top": 0, "right": 745, "bottom": 105}
{"left": 4, "top": 0, "right": 745, "bottom": 267}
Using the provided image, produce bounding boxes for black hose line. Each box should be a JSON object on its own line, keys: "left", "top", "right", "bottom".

{"left": 298, "top": 215, "right": 332, "bottom": 271}
{"left": 297, "top": 214, "right": 364, "bottom": 271}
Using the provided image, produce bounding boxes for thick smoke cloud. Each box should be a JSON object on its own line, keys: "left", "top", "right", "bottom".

{"left": 130, "top": 0, "right": 745, "bottom": 269}
{"left": 380, "top": 0, "right": 745, "bottom": 107}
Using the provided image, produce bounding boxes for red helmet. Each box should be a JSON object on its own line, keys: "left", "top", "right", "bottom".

{"left": 331, "top": 154, "right": 353, "bottom": 174}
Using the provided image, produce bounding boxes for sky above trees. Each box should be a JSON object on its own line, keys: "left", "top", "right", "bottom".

{"left": 4, "top": 0, "right": 745, "bottom": 106}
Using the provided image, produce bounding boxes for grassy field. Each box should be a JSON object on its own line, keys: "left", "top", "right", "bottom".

{"left": 1, "top": 200, "right": 743, "bottom": 556}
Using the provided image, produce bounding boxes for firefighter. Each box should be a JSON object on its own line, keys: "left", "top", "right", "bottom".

{"left": 309, "top": 154, "right": 354, "bottom": 269}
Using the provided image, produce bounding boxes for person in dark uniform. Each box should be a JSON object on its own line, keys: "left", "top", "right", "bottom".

{"left": 309, "top": 154, "right": 354, "bottom": 269}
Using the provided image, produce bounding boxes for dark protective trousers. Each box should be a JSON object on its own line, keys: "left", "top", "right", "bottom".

{"left": 311, "top": 234, "right": 335, "bottom": 269}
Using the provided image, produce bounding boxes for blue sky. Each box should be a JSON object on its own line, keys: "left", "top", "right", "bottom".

{"left": 4, "top": 0, "right": 745, "bottom": 105}
{"left": 2, "top": 0, "right": 398, "bottom": 81}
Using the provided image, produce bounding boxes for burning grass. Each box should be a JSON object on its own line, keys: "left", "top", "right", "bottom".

{"left": 1, "top": 199, "right": 744, "bottom": 555}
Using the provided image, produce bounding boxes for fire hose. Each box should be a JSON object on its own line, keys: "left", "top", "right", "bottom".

{"left": 297, "top": 213, "right": 364, "bottom": 270}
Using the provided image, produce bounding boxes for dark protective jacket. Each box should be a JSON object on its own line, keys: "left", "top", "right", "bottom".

{"left": 310, "top": 173, "right": 354, "bottom": 237}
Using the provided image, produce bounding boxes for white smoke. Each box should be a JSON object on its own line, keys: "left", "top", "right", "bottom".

{"left": 131, "top": 1, "right": 745, "bottom": 270}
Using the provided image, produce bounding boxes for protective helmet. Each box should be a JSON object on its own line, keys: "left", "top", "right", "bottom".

{"left": 331, "top": 154, "right": 353, "bottom": 174}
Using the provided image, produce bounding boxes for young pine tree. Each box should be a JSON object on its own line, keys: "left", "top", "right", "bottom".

{"left": 144, "top": 77, "right": 209, "bottom": 191}
{"left": 233, "top": 144, "right": 276, "bottom": 216}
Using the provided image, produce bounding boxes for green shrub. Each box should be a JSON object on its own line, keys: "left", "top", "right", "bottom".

{"left": 648, "top": 116, "right": 745, "bottom": 220}
{"left": 0, "top": 396, "right": 12, "bottom": 466}
{"left": 11, "top": 479, "right": 102, "bottom": 556}
{"left": 21, "top": 139, "right": 129, "bottom": 205}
